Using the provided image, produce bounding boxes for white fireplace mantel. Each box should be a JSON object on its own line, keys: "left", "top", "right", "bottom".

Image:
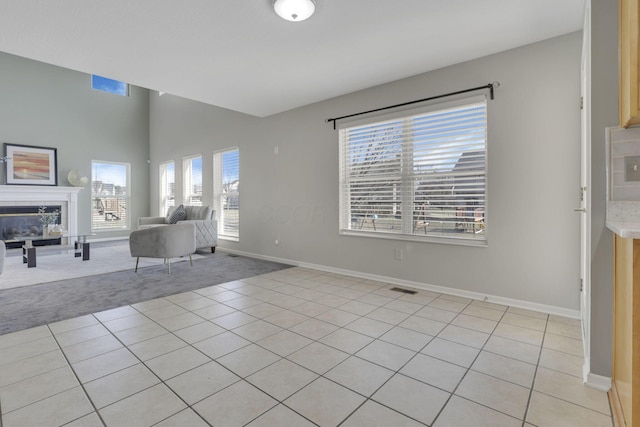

{"left": 0, "top": 185, "right": 82, "bottom": 236}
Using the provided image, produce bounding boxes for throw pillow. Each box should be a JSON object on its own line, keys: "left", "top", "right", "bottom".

{"left": 168, "top": 204, "right": 187, "bottom": 224}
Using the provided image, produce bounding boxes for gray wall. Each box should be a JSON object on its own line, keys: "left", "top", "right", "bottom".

{"left": 150, "top": 32, "right": 583, "bottom": 312}
{"left": 589, "top": 0, "right": 618, "bottom": 377}
{"left": 0, "top": 53, "right": 150, "bottom": 238}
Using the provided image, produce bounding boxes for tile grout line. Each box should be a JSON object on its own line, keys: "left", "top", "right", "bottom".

{"left": 2, "top": 284, "right": 403, "bottom": 427}
{"left": 428, "top": 301, "right": 519, "bottom": 426}
{"left": 204, "top": 279, "right": 434, "bottom": 425}
{"left": 161, "top": 276, "right": 358, "bottom": 426}
{"left": 1, "top": 269, "right": 595, "bottom": 426}
{"left": 154, "top": 281, "right": 522, "bottom": 425}
{"left": 336, "top": 298, "right": 521, "bottom": 425}
{"left": 119, "top": 301, "right": 221, "bottom": 426}
{"left": 520, "top": 319, "right": 612, "bottom": 421}
{"left": 91, "top": 288, "right": 587, "bottom": 425}
{"left": 58, "top": 308, "right": 213, "bottom": 426}
{"left": 520, "top": 313, "right": 549, "bottom": 427}
{"left": 127, "top": 280, "right": 348, "bottom": 425}
{"left": 45, "top": 322, "right": 108, "bottom": 427}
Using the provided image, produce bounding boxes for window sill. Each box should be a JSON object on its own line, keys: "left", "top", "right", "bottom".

{"left": 339, "top": 229, "right": 487, "bottom": 247}
{"left": 91, "top": 228, "right": 131, "bottom": 233}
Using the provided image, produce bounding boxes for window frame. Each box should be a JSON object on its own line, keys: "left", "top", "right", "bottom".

{"left": 338, "top": 95, "right": 488, "bottom": 247}
{"left": 213, "top": 147, "right": 240, "bottom": 242}
{"left": 159, "top": 161, "right": 175, "bottom": 216}
{"left": 182, "top": 154, "right": 203, "bottom": 207}
{"left": 90, "top": 160, "right": 131, "bottom": 232}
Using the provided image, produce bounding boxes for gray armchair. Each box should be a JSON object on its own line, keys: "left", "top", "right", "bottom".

{"left": 129, "top": 222, "right": 196, "bottom": 274}
{"left": 138, "top": 205, "right": 218, "bottom": 253}
{"left": 0, "top": 240, "right": 5, "bottom": 275}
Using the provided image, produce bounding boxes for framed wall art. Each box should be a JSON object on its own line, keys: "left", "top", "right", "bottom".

{"left": 3, "top": 143, "right": 58, "bottom": 186}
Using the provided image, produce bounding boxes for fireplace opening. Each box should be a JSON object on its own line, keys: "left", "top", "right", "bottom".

{"left": 0, "top": 205, "right": 62, "bottom": 249}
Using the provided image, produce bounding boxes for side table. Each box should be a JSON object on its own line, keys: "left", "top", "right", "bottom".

{"left": 68, "top": 234, "right": 96, "bottom": 261}
{"left": 22, "top": 241, "right": 37, "bottom": 268}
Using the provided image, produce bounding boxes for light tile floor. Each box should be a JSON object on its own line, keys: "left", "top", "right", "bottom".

{"left": 0, "top": 268, "right": 614, "bottom": 426}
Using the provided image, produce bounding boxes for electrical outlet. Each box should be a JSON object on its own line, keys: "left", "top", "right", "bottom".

{"left": 394, "top": 247, "right": 403, "bottom": 260}
{"left": 625, "top": 156, "right": 640, "bottom": 181}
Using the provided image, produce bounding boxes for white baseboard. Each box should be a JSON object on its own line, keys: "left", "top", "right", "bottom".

{"left": 217, "top": 247, "right": 299, "bottom": 267}
{"left": 298, "top": 260, "right": 580, "bottom": 319}
{"left": 219, "top": 247, "right": 580, "bottom": 319}
{"left": 585, "top": 372, "right": 611, "bottom": 391}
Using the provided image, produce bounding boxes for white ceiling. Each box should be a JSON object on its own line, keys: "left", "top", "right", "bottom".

{"left": 0, "top": 0, "right": 584, "bottom": 117}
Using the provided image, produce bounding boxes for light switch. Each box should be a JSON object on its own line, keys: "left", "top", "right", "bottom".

{"left": 625, "top": 156, "right": 640, "bottom": 182}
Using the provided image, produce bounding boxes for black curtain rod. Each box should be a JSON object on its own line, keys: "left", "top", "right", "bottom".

{"left": 325, "top": 82, "right": 499, "bottom": 129}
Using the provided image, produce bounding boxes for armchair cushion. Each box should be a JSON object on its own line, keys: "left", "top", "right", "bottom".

{"left": 185, "top": 205, "right": 212, "bottom": 220}
{"left": 138, "top": 216, "right": 167, "bottom": 226}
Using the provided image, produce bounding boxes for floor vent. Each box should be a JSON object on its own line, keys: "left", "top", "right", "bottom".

{"left": 389, "top": 287, "right": 418, "bottom": 295}
{"left": 227, "top": 254, "right": 239, "bottom": 258}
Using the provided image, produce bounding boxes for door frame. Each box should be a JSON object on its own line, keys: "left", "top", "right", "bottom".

{"left": 580, "top": 0, "right": 593, "bottom": 383}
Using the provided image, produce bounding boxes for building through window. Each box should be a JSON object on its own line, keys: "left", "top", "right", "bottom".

{"left": 91, "top": 161, "right": 130, "bottom": 231}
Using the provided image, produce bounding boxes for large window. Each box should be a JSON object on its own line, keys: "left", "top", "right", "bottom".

{"left": 214, "top": 148, "right": 239, "bottom": 240}
{"left": 339, "top": 97, "right": 487, "bottom": 244}
{"left": 159, "top": 161, "right": 175, "bottom": 216}
{"left": 91, "top": 161, "right": 130, "bottom": 231}
{"left": 183, "top": 155, "right": 202, "bottom": 206}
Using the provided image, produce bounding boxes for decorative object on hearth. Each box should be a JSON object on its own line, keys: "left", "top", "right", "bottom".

{"left": 67, "top": 170, "right": 89, "bottom": 187}
{"left": 38, "top": 205, "right": 60, "bottom": 238}
{"left": 47, "top": 224, "right": 64, "bottom": 237}
{"left": 3, "top": 143, "right": 58, "bottom": 186}
{"left": 38, "top": 205, "right": 60, "bottom": 226}
{"left": 273, "top": 0, "right": 316, "bottom": 22}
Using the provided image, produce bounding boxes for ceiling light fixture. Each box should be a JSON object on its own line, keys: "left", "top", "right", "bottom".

{"left": 273, "top": 0, "right": 316, "bottom": 22}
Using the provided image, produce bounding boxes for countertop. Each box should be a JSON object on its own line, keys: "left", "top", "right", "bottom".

{"left": 606, "top": 201, "right": 640, "bottom": 238}
{"left": 606, "top": 220, "right": 640, "bottom": 239}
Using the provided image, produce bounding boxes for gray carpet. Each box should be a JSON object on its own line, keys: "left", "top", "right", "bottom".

{"left": 0, "top": 248, "right": 292, "bottom": 336}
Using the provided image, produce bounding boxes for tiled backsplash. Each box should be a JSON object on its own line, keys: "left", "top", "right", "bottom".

{"left": 609, "top": 126, "right": 640, "bottom": 200}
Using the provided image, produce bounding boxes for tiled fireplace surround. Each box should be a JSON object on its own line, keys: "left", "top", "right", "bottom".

{"left": 0, "top": 185, "right": 82, "bottom": 241}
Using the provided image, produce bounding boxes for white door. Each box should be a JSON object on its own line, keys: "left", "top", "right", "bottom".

{"left": 579, "top": 0, "right": 592, "bottom": 382}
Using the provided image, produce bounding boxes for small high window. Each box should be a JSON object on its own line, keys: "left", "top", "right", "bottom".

{"left": 91, "top": 75, "right": 129, "bottom": 96}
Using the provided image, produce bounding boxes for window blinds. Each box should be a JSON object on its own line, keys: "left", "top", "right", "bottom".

{"left": 213, "top": 148, "right": 240, "bottom": 239}
{"left": 339, "top": 97, "right": 487, "bottom": 242}
{"left": 159, "top": 161, "right": 175, "bottom": 216}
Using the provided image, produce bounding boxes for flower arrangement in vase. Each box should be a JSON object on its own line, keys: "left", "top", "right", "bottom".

{"left": 38, "top": 205, "right": 60, "bottom": 238}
